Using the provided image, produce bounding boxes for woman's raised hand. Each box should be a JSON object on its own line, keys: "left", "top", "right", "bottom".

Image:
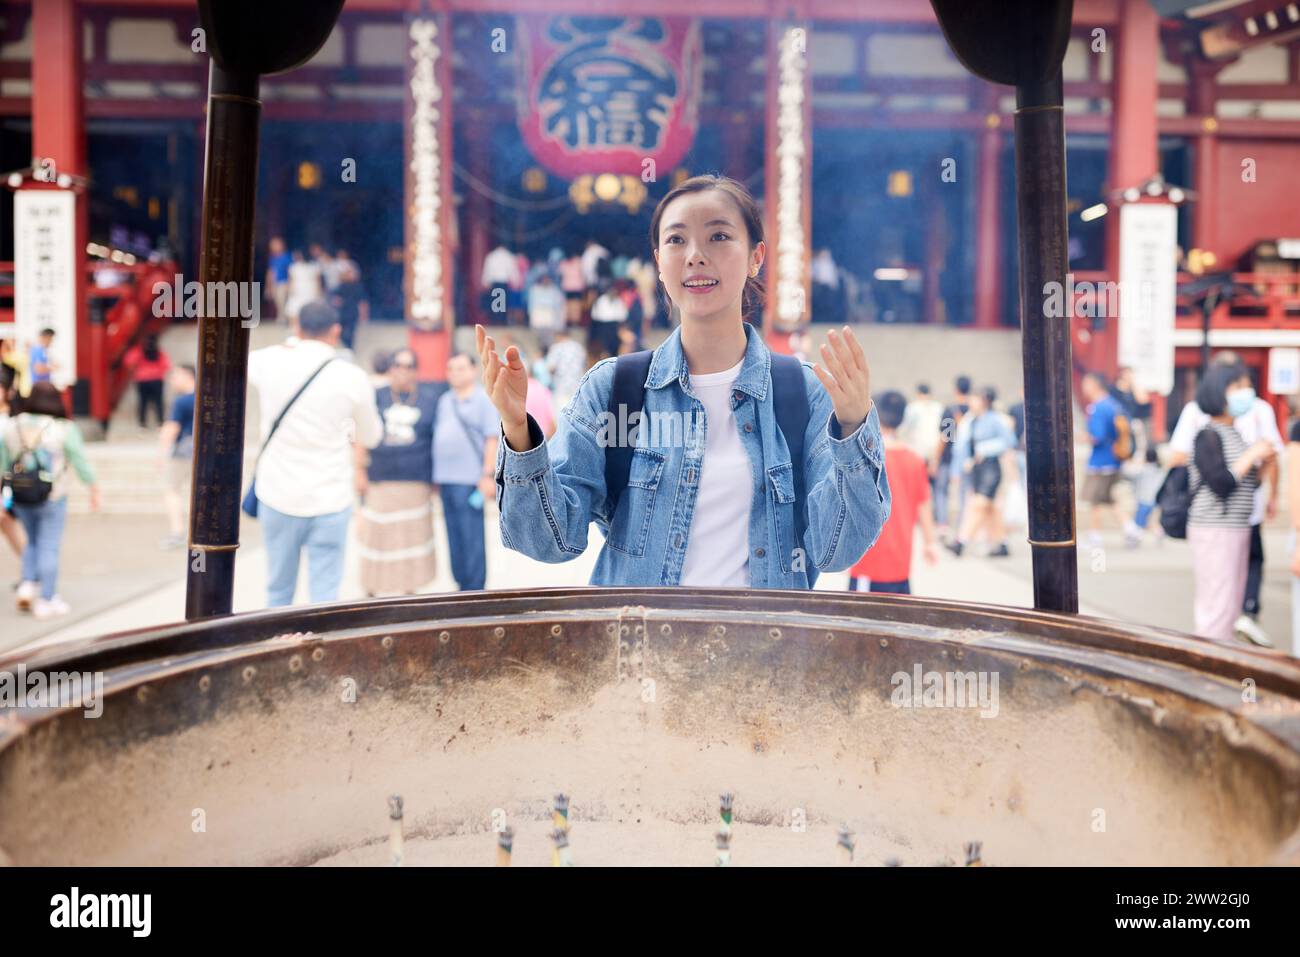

{"left": 476, "top": 325, "right": 531, "bottom": 449}
{"left": 811, "top": 326, "right": 873, "bottom": 435}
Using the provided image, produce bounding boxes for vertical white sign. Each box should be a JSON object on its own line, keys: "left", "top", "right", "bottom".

{"left": 14, "top": 190, "right": 77, "bottom": 388}
{"left": 1118, "top": 202, "right": 1177, "bottom": 396}
{"left": 1268, "top": 347, "right": 1300, "bottom": 395}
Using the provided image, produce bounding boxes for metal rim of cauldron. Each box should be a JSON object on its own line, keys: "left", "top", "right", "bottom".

{"left": 4, "top": 588, "right": 1300, "bottom": 747}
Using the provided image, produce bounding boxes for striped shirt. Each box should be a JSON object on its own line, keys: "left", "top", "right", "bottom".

{"left": 1187, "top": 422, "right": 1258, "bottom": 528}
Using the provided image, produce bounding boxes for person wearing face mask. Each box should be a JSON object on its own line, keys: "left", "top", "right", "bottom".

{"left": 1168, "top": 353, "right": 1283, "bottom": 646}
{"left": 477, "top": 174, "right": 890, "bottom": 589}
{"left": 1183, "top": 363, "right": 1278, "bottom": 645}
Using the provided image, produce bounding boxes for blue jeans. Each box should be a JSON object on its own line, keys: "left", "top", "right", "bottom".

{"left": 259, "top": 502, "right": 352, "bottom": 607}
{"left": 440, "top": 484, "right": 486, "bottom": 591}
{"left": 13, "top": 497, "right": 67, "bottom": 601}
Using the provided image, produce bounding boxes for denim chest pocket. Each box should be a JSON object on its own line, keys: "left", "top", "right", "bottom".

{"left": 607, "top": 447, "right": 667, "bottom": 557}
{"left": 767, "top": 462, "right": 798, "bottom": 573}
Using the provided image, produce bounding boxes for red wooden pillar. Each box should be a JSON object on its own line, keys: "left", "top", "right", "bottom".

{"left": 1187, "top": 59, "right": 1223, "bottom": 259}
{"left": 763, "top": 9, "right": 812, "bottom": 350}
{"left": 403, "top": 7, "right": 454, "bottom": 382}
{"left": 1102, "top": 0, "right": 1160, "bottom": 381}
{"left": 973, "top": 109, "right": 1003, "bottom": 328}
{"left": 31, "top": 0, "right": 89, "bottom": 411}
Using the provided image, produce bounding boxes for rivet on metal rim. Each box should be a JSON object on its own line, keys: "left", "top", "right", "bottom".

{"left": 136, "top": 686, "right": 150, "bottom": 704}
{"left": 493, "top": 626, "right": 505, "bottom": 639}
{"left": 439, "top": 630, "right": 451, "bottom": 643}
{"left": 824, "top": 632, "right": 835, "bottom": 642}
{"left": 242, "top": 666, "right": 256, "bottom": 684}
{"left": 381, "top": 636, "right": 394, "bottom": 650}
{"left": 879, "top": 638, "right": 889, "bottom": 647}
{"left": 311, "top": 647, "right": 325, "bottom": 662}
{"left": 660, "top": 624, "right": 672, "bottom": 636}
{"left": 607, "top": 623, "right": 618, "bottom": 635}
{"left": 289, "top": 654, "right": 303, "bottom": 672}
{"left": 954, "top": 649, "right": 964, "bottom": 660}
{"left": 198, "top": 675, "right": 211, "bottom": 693}
{"left": 769, "top": 628, "right": 782, "bottom": 640}
{"left": 550, "top": 625, "right": 562, "bottom": 637}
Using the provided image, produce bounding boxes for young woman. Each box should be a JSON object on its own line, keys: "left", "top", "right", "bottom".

{"left": 477, "top": 174, "right": 891, "bottom": 588}
{"left": 1186, "top": 363, "right": 1277, "bottom": 644}
{"left": 1, "top": 382, "right": 101, "bottom": 619}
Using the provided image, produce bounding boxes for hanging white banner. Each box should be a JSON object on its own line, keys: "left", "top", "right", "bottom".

{"left": 1117, "top": 202, "right": 1177, "bottom": 396}
{"left": 14, "top": 190, "right": 77, "bottom": 388}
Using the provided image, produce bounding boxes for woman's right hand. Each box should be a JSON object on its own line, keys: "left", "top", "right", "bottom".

{"left": 476, "top": 325, "right": 531, "bottom": 449}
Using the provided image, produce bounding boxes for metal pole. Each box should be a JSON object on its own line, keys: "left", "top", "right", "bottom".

{"left": 1014, "top": 69, "right": 1078, "bottom": 613}
{"left": 186, "top": 61, "right": 261, "bottom": 620}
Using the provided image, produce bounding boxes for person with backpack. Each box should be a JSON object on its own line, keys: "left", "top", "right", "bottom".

{"left": 1079, "top": 372, "right": 1134, "bottom": 548}
{"left": 477, "top": 174, "right": 890, "bottom": 588}
{"left": 1182, "top": 363, "right": 1277, "bottom": 645}
{"left": 1, "top": 382, "right": 101, "bottom": 620}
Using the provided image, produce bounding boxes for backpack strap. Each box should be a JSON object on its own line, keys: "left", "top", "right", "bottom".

{"left": 603, "top": 350, "right": 654, "bottom": 516}
{"left": 769, "top": 353, "right": 811, "bottom": 556}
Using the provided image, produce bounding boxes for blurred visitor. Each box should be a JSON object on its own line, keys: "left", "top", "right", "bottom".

{"left": 265, "top": 236, "right": 291, "bottom": 321}
{"left": 1287, "top": 418, "right": 1300, "bottom": 653}
{"left": 2, "top": 382, "right": 101, "bottom": 620}
{"left": 1168, "top": 353, "right": 1282, "bottom": 647}
{"left": 1184, "top": 363, "right": 1276, "bottom": 645}
{"left": 329, "top": 261, "right": 369, "bottom": 352}
{"left": 433, "top": 353, "right": 499, "bottom": 591}
{"left": 284, "top": 250, "right": 323, "bottom": 328}
{"left": 123, "top": 334, "right": 172, "bottom": 429}
{"left": 932, "top": 375, "right": 971, "bottom": 535}
{"left": 246, "top": 301, "right": 382, "bottom": 607}
{"left": 848, "top": 390, "right": 937, "bottom": 593}
{"left": 558, "top": 250, "right": 586, "bottom": 326}
{"left": 590, "top": 284, "right": 629, "bottom": 360}
{"left": 1080, "top": 372, "right": 1130, "bottom": 548}
{"left": 1127, "top": 445, "right": 1165, "bottom": 548}
{"left": 357, "top": 348, "right": 440, "bottom": 597}
{"left": 947, "top": 386, "right": 1015, "bottom": 558}
{"left": 29, "top": 328, "right": 58, "bottom": 385}
{"left": 156, "top": 363, "right": 196, "bottom": 550}
{"left": 527, "top": 273, "right": 566, "bottom": 335}
{"left": 899, "top": 382, "right": 943, "bottom": 470}
{"left": 545, "top": 328, "right": 587, "bottom": 411}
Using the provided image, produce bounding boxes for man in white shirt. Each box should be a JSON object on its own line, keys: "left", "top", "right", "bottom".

{"left": 1168, "top": 361, "right": 1283, "bottom": 647}
{"left": 247, "top": 300, "right": 382, "bottom": 606}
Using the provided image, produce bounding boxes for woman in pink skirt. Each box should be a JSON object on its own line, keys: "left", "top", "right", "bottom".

{"left": 1186, "top": 362, "right": 1277, "bottom": 644}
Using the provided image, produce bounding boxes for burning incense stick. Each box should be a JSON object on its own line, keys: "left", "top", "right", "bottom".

{"left": 388, "top": 795, "right": 404, "bottom": 867}
{"left": 496, "top": 826, "right": 513, "bottom": 867}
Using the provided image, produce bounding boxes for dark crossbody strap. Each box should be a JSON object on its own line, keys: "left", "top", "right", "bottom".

{"left": 604, "top": 350, "right": 654, "bottom": 516}
{"left": 253, "top": 358, "right": 334, "bottom": 467}
{"left": 769, "top": 353, "right": 811, "bottom": 551}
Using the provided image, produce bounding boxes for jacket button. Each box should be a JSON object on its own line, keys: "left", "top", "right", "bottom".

{"left": 744, "top": 422, "right": 753, "bottom": 433}
{"left": 755, "top": 547, "right": 766, "bottom": 557}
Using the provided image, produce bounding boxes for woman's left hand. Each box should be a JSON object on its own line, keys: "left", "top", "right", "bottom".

{"left": 812, "top": 326, "right": 872, "bottom": 435}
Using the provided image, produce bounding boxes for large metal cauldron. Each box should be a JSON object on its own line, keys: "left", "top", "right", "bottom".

{"left": 2, "top": 589, "right": 1298, "bottom": 866}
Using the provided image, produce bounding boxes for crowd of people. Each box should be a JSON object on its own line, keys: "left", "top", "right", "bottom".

{"left": 264, "top": 238, "right": 369, "bottom": 349}
{"left": 477, "top": 239, "right": 662, "bottom": 363}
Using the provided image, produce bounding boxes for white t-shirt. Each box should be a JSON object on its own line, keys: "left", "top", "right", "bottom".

{"left": 1169, "top": 397, "right": 1283, "bottom": 526}
{"left": 247, "top": 339, "right": 383, "bottom": 517}
{"left": 679, "top": 359, "right": 753, "bottom": 587}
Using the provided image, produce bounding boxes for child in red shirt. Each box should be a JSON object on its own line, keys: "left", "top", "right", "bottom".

{"left": 849, "top": 390, "right": 938, "bottom": 593}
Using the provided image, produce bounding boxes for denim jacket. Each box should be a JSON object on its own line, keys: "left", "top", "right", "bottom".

{"left": 494, "top": 324, "right": 891, "bottom": 587}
